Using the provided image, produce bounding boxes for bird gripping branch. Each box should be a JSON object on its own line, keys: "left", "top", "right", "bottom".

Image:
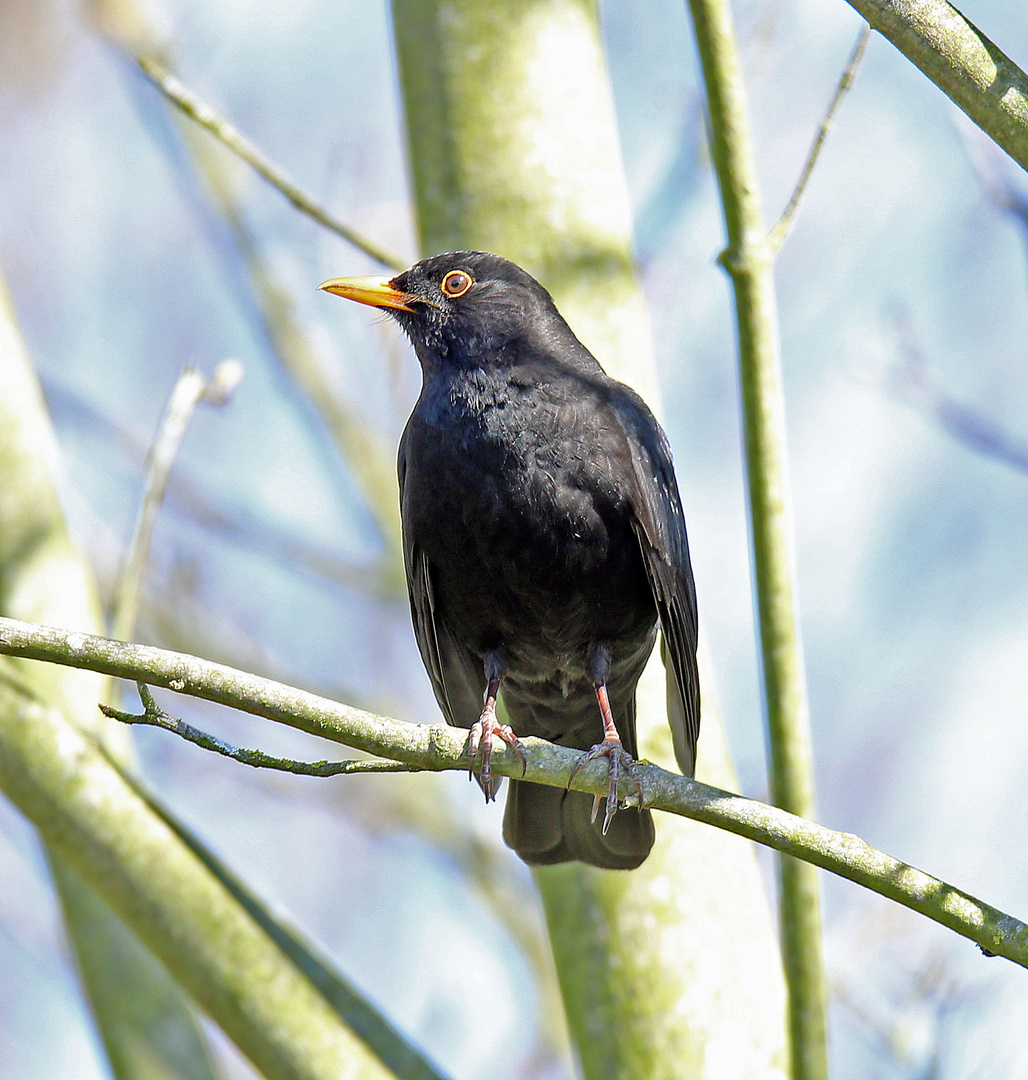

{"left": 320, "top": 252, "right": 699, "bottom": 869}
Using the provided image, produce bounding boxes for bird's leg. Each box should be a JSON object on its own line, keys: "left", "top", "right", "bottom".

{"left": 569, "top": 647, "right": 645, "bottom": 834}
{"left": 467, "top": 651, "right": 525, "bottom": 801}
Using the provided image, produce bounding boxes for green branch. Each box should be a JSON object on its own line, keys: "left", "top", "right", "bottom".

{"left": 685, "top": 0, "right": 828, "bottom": 1074}
{"left": 389, "top": 2, "right": 786, "bottom": 1071}
{"left": 2, "top": 616, "right": 1025, "bottom": 968}
{"left": 0, "top": 674, "right": 447, "bottom": 1080}
{"left": 845, "top": 0, "right": 1028, "bottom": 172}
{"left": 1, "top": 257, "right": 224, "bottom": 1080}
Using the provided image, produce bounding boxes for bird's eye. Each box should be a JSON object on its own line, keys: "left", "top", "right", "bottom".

{"left": 440, "top": 270, "right": 473, "bottom": 298}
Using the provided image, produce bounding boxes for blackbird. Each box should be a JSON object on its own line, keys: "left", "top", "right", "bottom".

{"left": 319, "top": 252, "right": 699, "bottom": 869}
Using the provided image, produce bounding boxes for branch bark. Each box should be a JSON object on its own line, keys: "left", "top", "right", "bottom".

{"left": 846, "top": 0, "right": 1028, "bottom": 171}
{"left": 2, "top": 616, "right": 1025, "bottom": 969}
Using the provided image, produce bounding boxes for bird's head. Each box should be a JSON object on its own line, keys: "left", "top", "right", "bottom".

{"left": 318, "top": 251, "right": 569, "bottom": 372}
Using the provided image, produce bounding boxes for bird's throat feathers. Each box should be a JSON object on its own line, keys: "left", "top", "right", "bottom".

{"left": 402, "top": 307, "right": 605, "bottom": 395}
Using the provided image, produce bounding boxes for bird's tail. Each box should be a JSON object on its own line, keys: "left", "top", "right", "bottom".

{"left": 502, "top": 780, "right": 654, "bottom": 869}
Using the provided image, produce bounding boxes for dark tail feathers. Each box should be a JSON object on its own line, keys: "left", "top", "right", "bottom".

{"left": 502, "top": 779, "right": 654, "bottom": 870}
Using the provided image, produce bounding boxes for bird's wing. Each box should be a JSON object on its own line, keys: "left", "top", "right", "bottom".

{"left": 405, "top": 543, "right": 484, "bottom": 729}
{"left": 615, "top": 394, "right": 700, "bottom": 776}
{"left": 398, "top": 440, "right": 484, "bottom": 731}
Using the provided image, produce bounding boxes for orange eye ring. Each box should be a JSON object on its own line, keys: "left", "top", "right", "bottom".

{"left": 441, "top": 269, "right": 473, "bottom": 298}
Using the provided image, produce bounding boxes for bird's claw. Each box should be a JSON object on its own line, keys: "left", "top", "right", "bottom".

{"left": 569, "top": 739, "right": 644, "bottom": 835}
{"left": 467, "top": 708, "right": 525, "bottom": 802}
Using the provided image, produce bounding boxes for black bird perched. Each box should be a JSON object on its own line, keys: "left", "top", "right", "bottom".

{"left": 319, "top": 252, "right": 699, "bottom": 869}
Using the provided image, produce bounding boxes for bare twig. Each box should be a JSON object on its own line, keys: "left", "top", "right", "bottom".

{"left": 111, "top": 362, "right": 242, "bottom": 645}
{"left": 136, "top": 54, "right": 406, "bottom": 271}
{"left": 768, "top": 25, "right": 871, "bottom": 253}
{"left": 2, "top": 616, "right": 1027, "bottom": 968}
{"left": 42, "top": 379, "right": 394, "bottom": 593}
{"left": 101, "top": 683, "right": 421, "bottom": 777}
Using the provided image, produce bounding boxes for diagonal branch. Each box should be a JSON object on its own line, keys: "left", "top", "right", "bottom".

{"left": 2, "top": 615, "right": 1026, "bottom": 968}
{"left": 136, "top": 54, "right": 406, "bottom": 270}
{"left": 768, "top": 25, "right": 871, "bottom": 254}
{"left": 0, "top": 675, "right": 448, "bottom": 1080}
{"left": 844, "top": 0, "right": 1028, "bottom": 172}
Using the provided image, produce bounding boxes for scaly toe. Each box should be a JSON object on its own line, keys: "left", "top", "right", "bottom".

{"left": 570, "top": 739, "right": 645, "bottom": 833}
{"left": 467, "top": 715, "right": 523, "bottom": 800}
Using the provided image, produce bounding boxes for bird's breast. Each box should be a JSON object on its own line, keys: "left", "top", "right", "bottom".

{"left": 400, "top": 383, "right": 655, "bottom": 665}
{"left": 405, "top": 385, "right": 614, "bottom": 568}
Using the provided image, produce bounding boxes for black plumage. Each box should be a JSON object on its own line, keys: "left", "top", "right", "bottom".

{"left": 319, "top": 252, "right": 699, "bottom": 869}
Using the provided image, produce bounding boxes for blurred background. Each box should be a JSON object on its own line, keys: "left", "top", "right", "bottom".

{"left": 1, "top": 0, "right": 1027, "bottom": 1076}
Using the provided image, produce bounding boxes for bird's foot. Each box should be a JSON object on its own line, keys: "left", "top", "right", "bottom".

{"left": 467, "top": 702, "right": 525, "bottom": 801}
{"left": 569, "top": 738, "right": 644, "bottom": 835}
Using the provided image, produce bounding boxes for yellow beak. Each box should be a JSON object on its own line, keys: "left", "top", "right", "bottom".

{"left": 317, "top": 275, "right": 417, "bottom": 313}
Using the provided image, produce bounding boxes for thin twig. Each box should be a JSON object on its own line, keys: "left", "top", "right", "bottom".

{"left": 101, "top": 683, "right": 422, "bottom": 777}
{"left": 44, "top": 381, "right": 397, "bottom": 595}
{"left": 768, "top": 24, "right": 870, "bottom": 254}
{"left": 110, "top": 362, "right": 242, "bottom": 645}
{"left": 136, "top": 53, "right": 406, "bottom": 271}
{"left": 1, "top": 616, "right": 1026, "bottom": 967}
